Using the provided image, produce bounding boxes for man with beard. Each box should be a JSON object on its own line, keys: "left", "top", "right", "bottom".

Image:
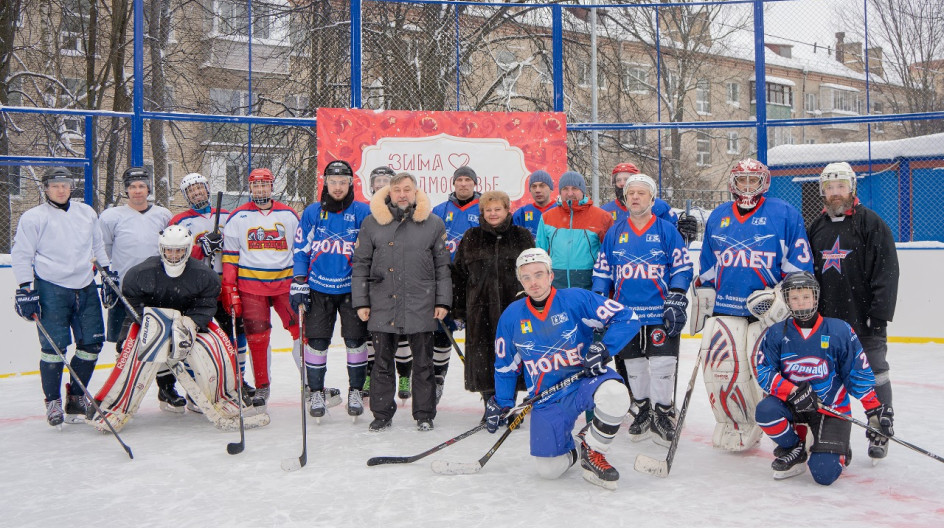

{"left": 806, "top": 162, "right": 899, "bottom": 463}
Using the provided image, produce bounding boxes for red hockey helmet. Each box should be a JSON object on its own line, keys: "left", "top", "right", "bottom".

{"left": 248, "top": 168, "right": 275, "bottom": 205}
{"left": 611, "top": 162, "right": 640, "bottom": 185}
{"left": 728, "top": 158, "right": 770, "bottom": 209}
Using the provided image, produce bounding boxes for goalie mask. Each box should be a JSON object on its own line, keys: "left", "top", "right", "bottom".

{"left": 159, "top": 225, "right": 194, "bottom": 278}
{"left": 180, "top": 172, "right": 211, "bottom": 210}
{"left": 728, "top": 158, "right": 770, "bottom": 209}
{"left": 780, "top": 271, "right": 820, "bottom": 322}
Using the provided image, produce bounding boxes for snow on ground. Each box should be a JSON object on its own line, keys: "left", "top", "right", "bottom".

{"left": 2, "top": 337, "right": 943, "bottom": 528}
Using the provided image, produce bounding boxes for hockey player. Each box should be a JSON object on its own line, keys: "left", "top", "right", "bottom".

{"left": 694, "top": 158, "right": 814, "bottom": 451}
{"left": 807, "top": 162, "right": 899, "bottom": 462}
{"left": 92, "top": 226, "right": 268, "bottom": 432}
{"left": 602, "top": 162, "right": 683, "bottom": 232}
{"left": 754, "top": 272, "right": 893, "bottom": 483}
{"left": 12, "top": 167, "right": 110, "bottom": 426}
{"left": 292, "top": 160, "right": 371, "bottom": 420}
{"left": 222, "top": 168, "right": 300, "bottom": 406}
{"left": 487, "top": 248, "right": 636, "bottom": 489}
{"left": 430, "top": 166, "right": 482, "bottom": 402}
{"left": 170, "top": 172, "right": 256, "bottom": 408}
{"left": 592, "top": 173, "right": 693, "bottom": 446}
{"left": 98, "top": 167, "right": 176, "bottom": 410}
{"left": 511, "top": 169, "right": 556, "bottom": 238}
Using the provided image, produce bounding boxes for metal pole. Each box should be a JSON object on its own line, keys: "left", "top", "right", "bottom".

{"left": 753, "top": 0, "right": 767, "bottom": 162}
{"left": 351, "top": 0, "right": 363, "bottom": 109}
{"left": 84, "top": 115, "right": 95, "bottom": 208}
{"left": 551, "top": 6, "right": 564, "bottom": 113}
{"left": 247, "top": 0, "right": 253, "bottom": 173}
{"left": 590, "top": 1, "right": 600, "bottom": 203}
{"left": 131, "top": 0, "right": 144, "bottom": 166}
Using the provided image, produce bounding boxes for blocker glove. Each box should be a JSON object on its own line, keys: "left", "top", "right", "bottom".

{"left": 583, "top": 342, "right": 611, "bottom": 377}
{"left": 865, "top": 404, "right": 895, "bottom": 439}
{"left": 662, "top": 290, "right": 689, "bottom": 337}
{"left": 14, "top": 287, "right": 41, "bottom": 321}
{"left": 290, "top": 278, "right": 311, "bottom": 313}
{"left": 484, "top": 396, "right": 510, "bottom": 434}
{"left": 786, "top": 381, "right": 821, "bottom": 415}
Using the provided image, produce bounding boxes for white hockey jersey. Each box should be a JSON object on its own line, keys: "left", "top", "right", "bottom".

{"left": 99, "top": 204, "right": 173, "bottom": 282}
{"left": 169, "top": 207, "right": 229, "bottom": 274}
{"left": 222, "top": 201, "right": 299, "bottom": 295}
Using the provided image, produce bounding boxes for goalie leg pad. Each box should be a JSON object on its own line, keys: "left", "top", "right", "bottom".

{"left": 700, "top": 316, "right": 765, "bottom": 451}
{"left": 91, "top": 322, "right": 164, "bottom": 433}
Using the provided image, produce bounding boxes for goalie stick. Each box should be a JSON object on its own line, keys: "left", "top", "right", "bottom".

{"left": 226, "top": 308, "right": 245, "bottom": 455}
{"left": 634, "top": 348, "right": 704, "bottom": 478}
{"left": 33, "top": 315, "right": 134, "bottom": 460}
{"left": 816, "top": 404, "right": 944, "bottom": 464}
{"left": 281, "top": 305, "right": 310, "bottom": 472}
{"left": 430, "top": 371, "right": 587, "bottom": 476}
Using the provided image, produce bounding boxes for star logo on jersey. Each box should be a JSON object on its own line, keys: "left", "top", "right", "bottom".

{"left": 821, "top": 236, "right": 851, "bottom": 274}
{"left": 520, "top": 320, "right": 533, "bottom": 334}
{"left": 720, "top": 217, "right": 730, "bottom": 228}
{"left": 618, "top": 232, "right": 629, "bottom": 244}
{"left": 525, "top": 211, "right": 533, "bottom": 221}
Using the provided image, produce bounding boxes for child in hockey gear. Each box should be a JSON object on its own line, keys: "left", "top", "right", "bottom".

{"left": 12, "top": 167, "right": 110, "bottom": 427}
{"left": 592, "top": 173, "right": 693, "bottom": 447}
{"left": 696, "top": 158, "right": 813, "bottom": 451}
{"left": 488, "top": 248, "right": 637, "bottom": 489}
{"left": 293, "top": 160, "right": 371, "bottom": 423}
{"left": 807, "top": 162, "right": 899, "bottom": 462}
{"left": 755, "top": 272, "right": 892, "bottom": 484}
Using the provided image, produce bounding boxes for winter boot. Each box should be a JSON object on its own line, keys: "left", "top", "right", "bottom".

{"left": 347, "top": 388, "right": 364, "bottom": 417}
{"left": 65, "top": 394, "right": 89, "bottom": 424}
{"left": 253, "top": 386, "right": 270, "bottom": 408}
{"left": 369, "top": 417, "right": 392, "bottom": 432}
{"left": 308, "top": 389, "right": 326, "bottom": 418}
{"left": 416, "top": 418, "right": 434, "bottom": 431}
{"left": 157, "top": 383, "right": 186, "bottom": 414}
{"left": 628, "top": 399, "right": 652, "bottom": 442}
{"left": 772, "top": 440, "right": 808, "bottom": 479}
{"left": 651, "top": 403, "right": 677, "bottom": 447}
{"left": 45, "top": 398, "right": 64, "bottom": 427}
{"left": 242, "top": 379, "right": 257, "bottom": 398}
{"left": 577, "top": 425, "right": 619, "bottom": 490}
{"left": 398, "top": 376, "right": 412, "bottom": 400}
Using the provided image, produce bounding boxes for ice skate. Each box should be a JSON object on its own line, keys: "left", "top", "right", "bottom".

{"left": 628, "top": 399, "right": 652, "bottom": 442}
{"left": 347, "top": 388, "right": 364, "bottom": 421}
{"left": 186, "top": 395, "right": 203, "bottom": 414}
{"left": 651, "top": 403, "right": 677, "bottom": 447}
{"left": 157, "top": 385, "right": 186, "bottom": 414}
{"left": 772, "top": 440, "right": 808, "bottom": 480}
{"left": 64, "top": 394, "right": 89, "bottom": 424}
{"left": 577, "top": 426, "right": 618, "bottom": 490}
{"left": 309, "top": 389, "right": 326, "bottom": 422}
{"left": 45, "top": 398, "right": 64, "bottom": 428}
{"left": 325, "top": 387, "right": 342, "bottom": 408}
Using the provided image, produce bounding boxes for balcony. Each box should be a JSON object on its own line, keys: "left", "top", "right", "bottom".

{"left": 201, "top": 35, "right": 292, "bottom": 76}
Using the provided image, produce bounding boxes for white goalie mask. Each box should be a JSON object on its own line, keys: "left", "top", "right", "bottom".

{"left": 159, "top": 225, "right": 194, "bottom": 278}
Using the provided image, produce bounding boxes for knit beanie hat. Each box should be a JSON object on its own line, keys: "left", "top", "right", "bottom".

{"left": 528, "top": 170, "right": 554, "bottom": 191}
{"left": 558, "top": 171, "right": 587, "bottom": 196}
{"left": 453, "top": 166, "right": 478, "bottom": 185}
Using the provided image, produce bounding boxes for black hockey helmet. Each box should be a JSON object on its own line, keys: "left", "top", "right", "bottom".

{"left": 122, "top": 166, "right": 151, "bottom": 191}
{"left": 42, "top": 166, "right": 74, "bottom": 187}
{"left": 324, "top": 160, "right": 354, "bottom": 179}
{"left": 780, "top": 271, "right": 820, "bottom": 321}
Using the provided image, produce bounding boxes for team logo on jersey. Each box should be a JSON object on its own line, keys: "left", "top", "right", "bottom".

{"left": 520, "top": 320, "right": 533, "bottom": 334}
{"left": 247, "top": 223, "right": 288, "bottom": 250}
{"left": 821, "top": 236, "right": 851, "bottom": 274}
{"left": 650, "top": 328, "right": 667, "bottom": 346}
{"left": 646, "top": 234, "right": 660, "bottom": 243}
{"left": 320, "top": 210, "right": 329, "bottom": 220}
{"left": 446, "top": 212, "right": 454, "bottom": 222}
{"left": 782, "top": 357, "right": 829, "bottom": 382}
{"left": 550, "top": 313, "right": 569, "bottom": 326}
{"left": 751, "top": 217, "right": 767, "bottom": 226}
{"left": 820, "top": 335, "right": 830, "bottom": 349}
{"left": 611, "top": 211, "right": 618, "bottom": 221}
{"left": 344, "top": 213, "right": 356, "bottom": 222}
{"left": 619, "top": 233, "right": 629, "bottom": 244}
{"left": 525, "top": 211, "right": 533, "bottom": 221}
{"left": 720, "top": 217, "right": 731, "bottom": 228}
{"left": 469, "top": 214, "right": 479, "bottom": 223}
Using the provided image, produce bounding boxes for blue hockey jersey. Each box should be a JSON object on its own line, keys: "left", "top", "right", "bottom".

{"left": 699, "top": 197, "right": 813, "bottom": 316}
{"left": 293, "top": 200, "right": 371, "bottom": 294}
{"left": 432, "top": 193, "right": 480, "bottom": 261}
{"left": 493, "top": 288, "right": 640, "bottom": 408}
{"left": 756, "top": 315, "right": 880, "bottom": 415}
{"left": 601, "top": 198, "right": 678, "bottom": 226}
{"left": 592, "top": 215, "right": 693, "bottom": 325}
{"left": 512, "top": 202, "right": 557, "bottom": 238}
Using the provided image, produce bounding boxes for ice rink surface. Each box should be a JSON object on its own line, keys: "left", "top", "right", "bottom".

{"left": 2, "top": 337, "right": 942, "bottom": 528}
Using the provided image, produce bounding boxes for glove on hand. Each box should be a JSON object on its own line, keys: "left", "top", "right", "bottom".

{"left": 99, "top": 269, "right": 120, "bottom": 309}
{"left": 200, "top": 231, "right": 224, "bottom": 256}
{"left": 583, "top": 342, "right": 610, "bottom": 377}
{"left": 484, "top": 396, "right": 510, "bottom": 434}
{"left": 290, "top": 278, "right": 311, "bottom": 313}
{"left": 662, "top": 291, "right": 689, "bottom": 337}
{"left": 453, "top": 319, "right": 466, "bottom": 332}
{"left": 14, "top": 288, "right": 41, "bottom": 321}
{"left": 865, "top": 404, "right": 895, "bottom": 439}
{"left": 221, "top": 283, "right": 242, "bottom": 318}
{"left": 677, "top": 214, "right": 699, "bottom": 243}
{"left": 786, "top": 381, "right": 821, "bottom": 415}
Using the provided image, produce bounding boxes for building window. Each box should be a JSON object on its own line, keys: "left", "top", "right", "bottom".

{"left": 805, "top": 92, "right": 818, "bottom": 112}
{"left": 2, "top": 166, "right": 21, "bottom": 196}
{"left": 770, "top": 128, "right": 795, "bottom": 147}
{"left": 578, "top": 63, "right": 606, "bottom": 89}
{"left": 872, "top": 101, "right": 884, "bottom": 133}
{"left": 7, "top": 76, "right": 23, "bottom": 106}
{"left": 696, "top": 79, "right": 711, "bottom": 114}
{"left": 622, "top": 65, "right": 649, "bottom": 93}
{"left": 726, "top": 82, "right": 740, "bottom": 106}
{"left": 821, "top": 85, "right": 860, "bottom": 113}
{"left": 696, "top": 131, "right": 711, "bottom": 166}
{"left": 726, "top": 131, "right": 739, "bottom": 154}
{"left": 215, "top": 0, "right": 283, "bottom": 41}
{"left": 750, "top": 82, "right": 793, "bottom": 106}
{"left": 620, "top": 129, "right": 647, "bottom": 148}
{"left": 61, "top": 0, "right": 90, "bottom": 55}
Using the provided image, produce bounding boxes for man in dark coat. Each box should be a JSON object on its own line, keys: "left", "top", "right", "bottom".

{"left": 453, "top": 191, "right": 534, "bottom": 415}
{"left": 352, "top": 172, "right": 452, "bottom": 432}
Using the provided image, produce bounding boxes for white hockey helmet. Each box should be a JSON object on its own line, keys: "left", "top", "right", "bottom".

{"left": 159, "top": 225, "right": 194, "bottom": 278}
{"left": 515, "top": 247, "right": 552, "bottom": 279}
{"left": 179, "top": 172, "right": 211, "bottom": 210}
{"left": 820, "top": 162, "right": 856, "bottom": 196}
{"left": 623, "top": 173, "right": 657, "bottom": 200}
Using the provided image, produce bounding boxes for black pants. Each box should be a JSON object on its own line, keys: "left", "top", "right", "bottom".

{"left": 370, "top": 332, "right": 436, "bottom": 421}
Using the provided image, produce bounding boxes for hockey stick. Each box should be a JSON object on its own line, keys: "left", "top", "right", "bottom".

{"left": 33, "top": 315, "right": 134, "bottom": 460}
{"left": 438, "top": 318, "right": 466, "bottom": 364}
{"left": 92, "top": 258, "right": 142, "bottom": 326}
{"left": 816, "top": 404, "right": 944, "bottom": 464}
{"left": 206, "top": 191, "right": 225, "bottom": 269}
{"left": 367, "top": 423, "right": 487, "bottom": 466}
{"left": 430, "top": 370, "right": 587, "bottom": 475}
{"left": 226, "top": 308, "right": 245, "bottom": 455}
{"left": 634, "top": 348, "right": 704, "bottom": 478}
{"left": 281, "top": 305, "right": 309, "bottom": 472}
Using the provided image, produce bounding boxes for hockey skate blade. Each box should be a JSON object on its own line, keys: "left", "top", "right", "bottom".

{"left": 773, "top": 464, "right": 806, "bottom": 480}
{"left": 430, "top": 460, "right": 482, "bottom": 475}
{"left": 633, "top": 454, "right": 669, "bottom": 478}
{"left": 581, "top": 469, "right": 618, "bottom": 490}
{"left": 158, "top": 402, "right": 186, "bottom": 414}
{"left": 629, "top": 431, "right": 652, "bottom": 443}
{"left": 281, "top": 457, "right": 305, "bottom": 472}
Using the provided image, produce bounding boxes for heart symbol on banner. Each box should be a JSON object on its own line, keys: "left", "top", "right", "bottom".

{"left": 448, "top": 153, "right": 470, "bottom": 169}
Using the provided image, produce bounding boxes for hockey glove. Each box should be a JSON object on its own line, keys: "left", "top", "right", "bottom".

{"left": 199, "top": 231, "right": 224, "bottom": 256}
{"left": 865, "top": 404, "right": 895, "bottom": 439}
{"left": 677, "top": 213, "right": 699, "bottom": 243}
{"left": 484, "top": 396, "right": 510, "bottom": 434}
{"left": 99, "top": 268, "right": 120, "bottom": 309}
{"left": 583, "top": 342, "right": 611, "bottom": 377}
{"left": 221, "top": 283, "right": 242, "bottom": 318}
{"left": 453, "top": 319, "right": 466, "bottom": 332}
{"left": 786, "top": 381, "right": 820, "bottom": 415}
{"left": 662, "top": 290, "right": 689, "bottom": 337}
{"left": 290, "top": 278, "right": 311, "bottom": 313}
{"left": 14, "top": 287, "right": 41, "bottom": 321}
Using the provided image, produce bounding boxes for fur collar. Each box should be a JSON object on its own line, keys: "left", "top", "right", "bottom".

{"left": 369, "top": 185, "right": 432, "bottom": 225}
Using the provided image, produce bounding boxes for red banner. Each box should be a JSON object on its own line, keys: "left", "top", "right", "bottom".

{"left": 316, "top": 108, "right": 568, "bottom": 207}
